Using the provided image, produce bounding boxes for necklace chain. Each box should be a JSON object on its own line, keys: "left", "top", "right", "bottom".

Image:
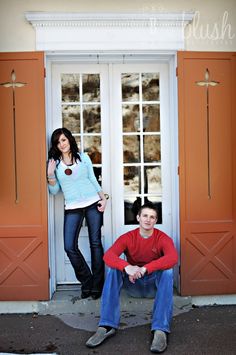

{"left": 62, "top": 157, "right": 74, "bottom": 166}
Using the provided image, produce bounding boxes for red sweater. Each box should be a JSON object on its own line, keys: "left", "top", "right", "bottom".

{"left": 103, "top": 228, "right": 178, "bottom": 274}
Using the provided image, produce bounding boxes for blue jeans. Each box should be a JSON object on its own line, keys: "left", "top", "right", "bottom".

{"left": 64, "top": 202, "right": 104, "bottom": 294}
{"left": 99, "top": 268, "right": 174, "bottom": 333}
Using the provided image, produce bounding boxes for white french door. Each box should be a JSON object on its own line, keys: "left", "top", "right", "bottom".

{"left": 51, "top": 61, "right": 172, "bottom": 285}
{"left": 111, "top": 64, "right": 172, "bottom": 238}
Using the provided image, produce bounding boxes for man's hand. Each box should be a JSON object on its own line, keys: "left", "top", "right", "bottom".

{"left": 124, "top": 265, "right": 147, "bottom": 283}
{"left": 140, "top": 266, "right": 147, "bottom": 276}
{"left": 124, "top": 265, "right": 140, "bottom": 276}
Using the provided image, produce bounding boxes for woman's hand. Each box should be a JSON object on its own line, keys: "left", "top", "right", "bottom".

{"left": 47, "top": 159, "right": 56, "bottom": 177}
{"left": 97, "top": 199, "right": 106, "bottom": 212}
{"left": 97, "top": 191, "right": 108, "bottom": 212}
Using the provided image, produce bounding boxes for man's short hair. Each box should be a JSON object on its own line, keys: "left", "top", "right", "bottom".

{"left": 137, "top": 202, "right": 158, "bottom": 219}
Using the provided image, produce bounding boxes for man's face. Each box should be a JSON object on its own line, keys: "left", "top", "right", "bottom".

{"left": 137, "top": 208, "right": 157, "bottom": 231}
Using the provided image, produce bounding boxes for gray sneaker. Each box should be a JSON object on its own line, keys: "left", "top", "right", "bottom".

{"left": 150, "top": 330, "right": 167, "bottom": 353}
{"left": 86, "top": 326, "right": 116, "bottom": 348}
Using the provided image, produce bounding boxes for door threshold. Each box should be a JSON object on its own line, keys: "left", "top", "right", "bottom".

{"left": 56, "top": 284, "right": 80, "bottom": 292}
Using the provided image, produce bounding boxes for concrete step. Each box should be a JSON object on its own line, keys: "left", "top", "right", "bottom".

{"left": 0, "top": 286, "right": 192, "bottom": 331}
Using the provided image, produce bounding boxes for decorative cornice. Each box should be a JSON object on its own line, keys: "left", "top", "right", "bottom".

{"left": 25, "top": 11, "right": 194, "bottom": 28}
{"left": 25, "top": 11, "right": 195, "bottom": 51}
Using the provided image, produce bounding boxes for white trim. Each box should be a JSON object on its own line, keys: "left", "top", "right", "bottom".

{"left": 25, "top": 11, "right": 188, "bottom": 293}
{"left": 46, "top": 54, "right": 179, "bottom": 286}
{"left": 25, "top": 11, "right": 194, "bottom": 25}
{"left": 25, "top": 11, "right": 194, "bottom": 51}
{"left": 168, "top": 54, "right": 180, "bottom": 290}
{"left": 45, "top": 53, "right": 56, "bottom": 298}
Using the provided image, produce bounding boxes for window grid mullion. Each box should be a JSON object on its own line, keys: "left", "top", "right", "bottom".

{"left": 139, "top": 72, "right": 144, "bottom": 202}
{"left": 80, "top": 73, "right": 84, "bottom": 151}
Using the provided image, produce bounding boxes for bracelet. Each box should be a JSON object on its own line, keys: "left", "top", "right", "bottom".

{"left": 47, "top": 175, "right": 55, "bottom": 179}
{"left": 47, "top": 176, "right": 56, "bottom": 182}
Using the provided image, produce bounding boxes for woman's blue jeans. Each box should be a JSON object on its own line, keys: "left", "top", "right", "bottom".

{"left": 99, "top": 268, "right": 174, "bottom": 333}
{"left": 64, "top": 202, "right": 104, "bottom": 294}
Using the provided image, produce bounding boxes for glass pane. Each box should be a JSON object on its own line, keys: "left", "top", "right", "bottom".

{"left": 74, "top": 136, "right": 81, "bottom": 151}
{"left": 123, "top": 135, "right": 140, "bottom": 163}
{"left": 142, "top": 73, "right": 160, "bottom": 101}
{"left": 61, "top": 74, "right": 80, "bottom": 102}
{"left": 121, "top": 72, "right": 163, "bottom": 226}
{"left": 82, "top": 74, "right": 100, "bottom": 102}
{"left": 122, "top": 104, "right": 140, "bottom": 132}
{"left": 121, "top": 73, "right": 139, "bottom": 102}
{"left": 124, "top": 197, "right": 141, "bottom": 225}
{"left": 144, "top": 135, "right": 161, "bottom": 162}
{"left": 93, "top": 166, "right": 102, "bottom": 186}
{"left": 124, "top": 166, "right": 141, "bottom": 194}
{"left": 62, "top": 105, "right": 80, "bottom": 133}
{"left": 144, "top": 166, "right": 162, "bottom": 194}
{"left": 84, "top": 136, "right": 101, "bottom": 164}
{"left": 83, "top": 104, "right": 101, "bottom": 133}
{"left": 143, "top": 104, "right": 160, "bottom": 132}
{"left": 145, "top": 197, "right": 162, "bottom": 224}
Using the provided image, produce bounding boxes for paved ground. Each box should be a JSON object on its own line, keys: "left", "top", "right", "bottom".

{"left": 0, "top": 305, "right": 236, "bottom": 354}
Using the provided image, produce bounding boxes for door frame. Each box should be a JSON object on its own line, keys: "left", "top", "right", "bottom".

{"left": 45, "top": 52, "right": 180, "bottom": 297}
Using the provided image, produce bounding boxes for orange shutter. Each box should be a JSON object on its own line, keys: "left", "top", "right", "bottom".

{"left": 178, "top": 51, "right": 236, "bottom": 296}
{"left": 0, "top": 52, "right": 49, "bottom": 300}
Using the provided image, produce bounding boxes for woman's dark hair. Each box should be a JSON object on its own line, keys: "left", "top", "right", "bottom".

{"left": 48, "top": 127, "right": 81, "bottom": 162}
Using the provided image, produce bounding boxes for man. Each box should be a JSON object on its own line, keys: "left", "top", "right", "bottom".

{"left": 86, "top": 203, "right": 178, "bottom": 353}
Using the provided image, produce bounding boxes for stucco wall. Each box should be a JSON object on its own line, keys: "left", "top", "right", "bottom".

{"left": 0, "top": 0, "right": 235, "bottom": 51}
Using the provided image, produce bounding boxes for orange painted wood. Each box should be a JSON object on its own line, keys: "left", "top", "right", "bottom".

{"left": 0, "top": 52, "right": 49, "bottom": 300}
{"left": 178, "top": 52, "right": 236, "bottom": 296}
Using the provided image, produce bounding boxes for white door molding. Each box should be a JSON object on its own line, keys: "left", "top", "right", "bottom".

{"left": 25, "top": 11, "right": 194, "bottom": 51}
{"left": 25, "top": 11, "right": 192, "bottom": 295}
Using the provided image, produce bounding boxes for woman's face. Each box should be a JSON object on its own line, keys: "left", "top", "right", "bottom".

{"left": 57, "top": 134, "right": 71, "bottom": 155}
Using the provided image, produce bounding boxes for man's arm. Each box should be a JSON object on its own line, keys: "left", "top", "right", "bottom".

{"left": 143, "top": 236, "right": 178, "bottom": 274}
{"left": 103, "top": 234, "right": 130, "bottom": 271}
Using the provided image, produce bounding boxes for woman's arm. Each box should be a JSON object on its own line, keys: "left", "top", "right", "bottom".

{"left": 82, "top": 153, "right": 107, "bottom": 212}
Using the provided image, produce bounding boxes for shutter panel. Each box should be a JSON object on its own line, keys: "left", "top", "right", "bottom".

{"left": 178, "top": 51, "right": 236, "bottom": 296}
{"left": 0, "top": 52, "right": 49, "bottom": 300}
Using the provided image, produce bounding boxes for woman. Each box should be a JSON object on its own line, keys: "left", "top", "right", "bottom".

{"left": 47, "top": 127, "right": 107, "bottom": 300}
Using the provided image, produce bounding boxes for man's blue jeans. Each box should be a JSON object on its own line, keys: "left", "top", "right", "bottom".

{"left": 64, "top": 202, "right": 104, "bottom": 294}
{"left": 99, "top": 268, "right": 174, "bottom": 333}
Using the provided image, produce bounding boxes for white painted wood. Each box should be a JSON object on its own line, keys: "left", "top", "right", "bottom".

{"left": 111, "top": 63, "right": 172, "bottom": 241}
{"left": 51, "top": 63, "right": 110, "bottom": 284}
{"left": 25, "top": 11, "right": 194, "bottom": 51}
{"left": 36, "top": 12, "right": 183, "bottom": 287}
{"left": 26, "top": 11, "right": 186, "bottom": 287}
{"left": 50, "top": 59, "right": 176, "bottom": 284}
